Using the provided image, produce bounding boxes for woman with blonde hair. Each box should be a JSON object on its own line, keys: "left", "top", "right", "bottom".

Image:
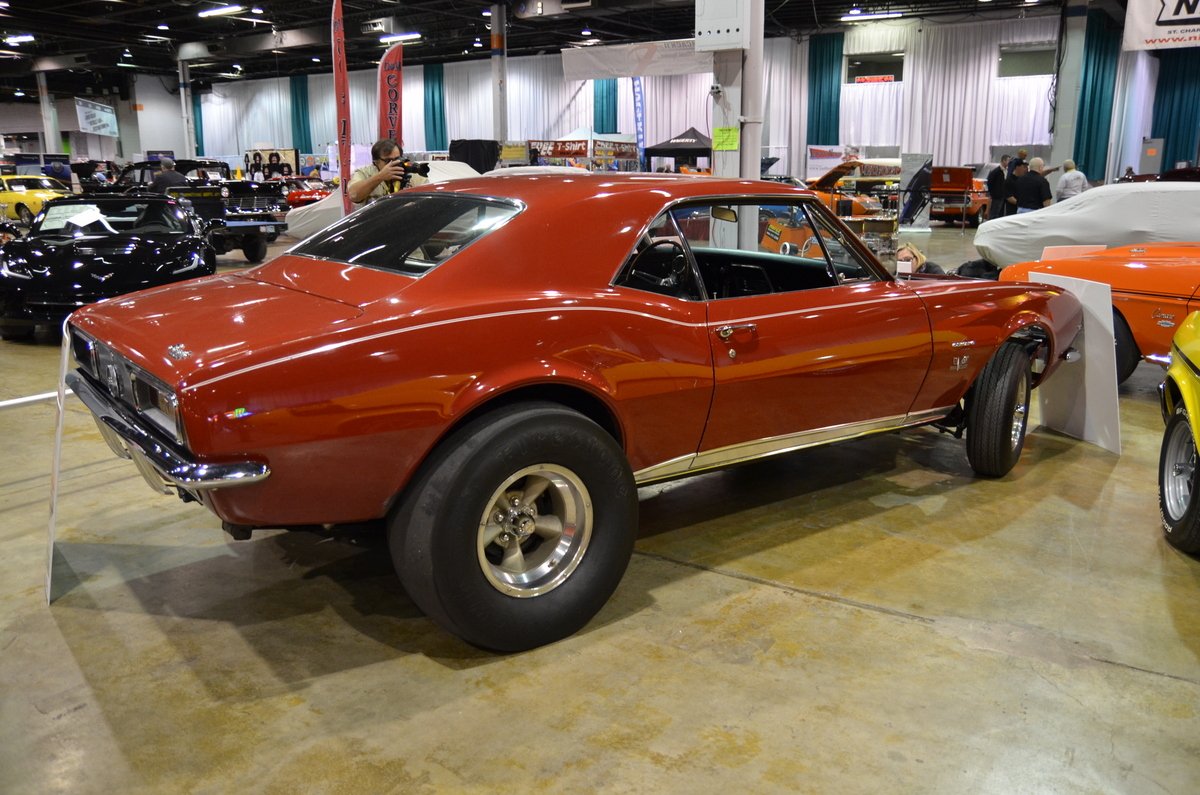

{"left": 895, "top": 242, "right": 945, "bottom": 275}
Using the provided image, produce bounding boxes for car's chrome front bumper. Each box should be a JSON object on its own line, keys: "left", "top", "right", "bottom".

{"left": 66, "top": 372, "right": 269, "bottom": 493}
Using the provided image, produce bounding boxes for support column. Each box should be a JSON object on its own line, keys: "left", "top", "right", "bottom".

{"left": 36, "top": 72, "right": 62, "bottom": 154}
{"left": 178, "top": 60, "right": 196, "bottom": 158}
{"left": 1049, "top": 0, "right": 1088, "bottom": 192}
{"left": 490, "top": 4, "right": 508, "bottom": 143}
{"left": 738, "top": 0, "right": 765, "bottom": 184}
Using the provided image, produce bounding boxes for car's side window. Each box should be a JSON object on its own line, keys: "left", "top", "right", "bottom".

{"left": 802, "top": 205, "right": 880, "bottom": 284}
{"left": 667, "top": 200, "right": 848, "bottom": 299}
{"left": 614, "top": 212, "right": 704, "bottom": 301}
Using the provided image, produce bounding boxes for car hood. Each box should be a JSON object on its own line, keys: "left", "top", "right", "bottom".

{"left": 1, "top": 234, "right": 202, "bottom": 292}
{"left": 1002, "top": 243, "right": 1200, "bottom": 296}
{"left": 69, "top": 271, "right": 365, "bottom": 388}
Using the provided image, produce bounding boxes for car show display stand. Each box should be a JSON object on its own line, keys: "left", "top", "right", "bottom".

{"left": 1030, "top": 273, "right": 1121, "bottom": 455}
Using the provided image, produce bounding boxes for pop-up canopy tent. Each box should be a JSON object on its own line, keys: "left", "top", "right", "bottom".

{"left": 644, "top": 127, "right": 712, "bottom": 168}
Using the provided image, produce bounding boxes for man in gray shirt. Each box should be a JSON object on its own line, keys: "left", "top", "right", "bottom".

{"left": 149, "top": 157, "right": 188, "bottom": 192}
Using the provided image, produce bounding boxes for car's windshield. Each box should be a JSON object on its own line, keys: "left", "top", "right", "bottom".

{"left": 294, "top": 194, "right": 522, "bottom": 276}
{"left": 34, "top": 201, "right": 187, "bottom": 237}
{"left": 6, "top": 177, "right": 69, "bottom": 191}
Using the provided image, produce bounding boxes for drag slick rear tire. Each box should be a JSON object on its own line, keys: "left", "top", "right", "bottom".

{"left": 1158, "top": 409, "right": 1200, "bottom": 555}
{"left": 966, "top": 340, "right": 1032, "bottom": 477}
{"left": 389, "top": 402, "right": 637, "bottom": 651}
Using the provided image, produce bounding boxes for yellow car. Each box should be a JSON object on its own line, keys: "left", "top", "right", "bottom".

{"left": 1157, "top": 310, "right": 1200, "bottom": 554}
{"left": 0, "top": 175, "right": 72, "bottom": 226}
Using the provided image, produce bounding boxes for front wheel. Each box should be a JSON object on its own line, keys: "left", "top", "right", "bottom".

{"left": 242, "top": 235, "right": 268, "bottom": 263}
{"left": 969, "top": 206, "right": 986, "bottom": 227}
{"left": 1159, "top": 410, "right": 1200, "bottom": 554}
{"left": 389, "top": 402, "right": 637, "bottom": 651}
{"left": 17, "top": 205, "right": 34, "bottom": 227}
{"left": 966, "top": 340, "right": 1033, "bottom": 477}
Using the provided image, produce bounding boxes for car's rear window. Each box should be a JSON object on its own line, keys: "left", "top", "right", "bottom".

{"left": 293, "top": 194, "right": 522, "bottom": 276}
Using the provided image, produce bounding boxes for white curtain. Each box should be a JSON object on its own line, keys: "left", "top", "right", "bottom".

{"left": 990, "top": 75, "right": 1055, "bottom": 146}
{"left": 763, "top": 36, "right": 807, "bottom": 176}
{"left": 840, "top": 82, "right": 904, "bottom": 148}
{"left": 1106, "top": 49, "right": 1158, "bottom": 182}
{"left": 199, "top": 76, "right": 292, "bottom": 157}
{"left": 306, "top": 67, "right": 426, "bottom": 151}
{"left": 617, "top": 72, "right": 713, "bottom": 152}
{"left": 507, "top": 54, "right": 593, "bottom": 139}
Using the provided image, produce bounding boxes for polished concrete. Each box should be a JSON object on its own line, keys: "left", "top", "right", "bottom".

{"left": 2, "top": 228, "right": 1198, "bottom": 793}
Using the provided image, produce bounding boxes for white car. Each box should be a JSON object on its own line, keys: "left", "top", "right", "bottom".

{"left": 284, "top": 160, "right": 481, "bottom": 241}
{"left": 974, "top": 181, "right": 1200, "bottom": 268}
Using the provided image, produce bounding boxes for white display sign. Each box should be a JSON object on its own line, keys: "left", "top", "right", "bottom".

{"left": 562, "top": 39, "right": 714, "bottom": 81}
{"left": 1123, "top": 0, "right": 1200, "bottom": 51}
{"left": 74, "top": 97, "right": 119, "bottom": 138}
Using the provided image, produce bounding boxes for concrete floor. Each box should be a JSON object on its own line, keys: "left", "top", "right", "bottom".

{"left": 2, "top": 228, "right": 1199, "bottom": 793}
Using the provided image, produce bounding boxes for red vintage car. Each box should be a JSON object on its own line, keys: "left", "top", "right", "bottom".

{"left": 270, "top": 176, "right": 331, "bottom": 208}
{"left": 65, "top": 175, "right": 1083, "bottom": 650}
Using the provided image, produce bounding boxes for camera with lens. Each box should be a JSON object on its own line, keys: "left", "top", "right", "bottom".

{"left": 386, "top": 157, "right": 431, "bottom": 189}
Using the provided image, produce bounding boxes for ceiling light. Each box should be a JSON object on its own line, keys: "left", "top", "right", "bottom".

{"left": 481, "top": 9, "right": 491, "bottom": 15}
{"left": 311, "top": 56, "right": 320, "bottom": 62}
{"left": 847, "top": 7, "right": 862, "bottom": 15}
{"left": 839, "top": 11, "right": 902, "bottom": 20}
{"left": 14, "top": 89, "right": 24, "bottom": 97}
{"left": 251, "top": 6, "right": 264, "bottom": 13}
{"left": 4, "top": 34, "right": 34, "bottom": 45}
{"left": 380, "top": 32, "right": 421, "bottom": 43}
{"left": 117, "top": 62, "right": 138, "bottom": 68}
{"left": 473, "top": 40, "right": 483, "bottom": 48}
{"left": 157, "top": 23, "right": 170, "bottom": 30}
{"left": 581, "top": 28, "right": 592, "bottom": 35}
{"left": 197, "top": 5, "right": 245, "bottom": 18}
{"left": 233, "top": 63, "right": 242, "bottom": 69}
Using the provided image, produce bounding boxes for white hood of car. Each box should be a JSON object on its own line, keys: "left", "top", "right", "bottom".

{"left": 974, "top": 181, "right": 1200, "bottom": 268}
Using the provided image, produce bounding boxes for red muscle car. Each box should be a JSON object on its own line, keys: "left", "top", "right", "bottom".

{"left": 65, "top": 175, "right": 1083, "bottom": 651}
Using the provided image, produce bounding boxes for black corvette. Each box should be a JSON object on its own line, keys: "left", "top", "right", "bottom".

{"left": 0, "top": 193, "right": 216, "bottom": 341}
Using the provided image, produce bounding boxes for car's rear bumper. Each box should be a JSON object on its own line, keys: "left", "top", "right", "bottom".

{"left": 66, "top": 371, "right": 270, "bottom": 492}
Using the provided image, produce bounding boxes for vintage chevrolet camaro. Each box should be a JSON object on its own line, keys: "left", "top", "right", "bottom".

{"left": 65, "top": 174, "right": 1083, "bottom": 650}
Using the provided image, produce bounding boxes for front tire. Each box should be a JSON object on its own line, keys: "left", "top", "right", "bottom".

{"left": 389, "top": 402, "right": 637, "bottom": 651}
{"left": 242, "top": 236, "right": 268, "bottom": 263}
{"left": 966, "top": 340, "right": 1033, "bottom": 477}
{"left": 1159, "top": 410, "right": 1200, "bottom": 554}
{"left": 969, "top": 205, "right": 986, "bottom": 227}
{"left": 1113, "top": 310, "right": 1140, "bottom": 384}
{"left": 17, "top": 205, "right": 34, "bottom": 227}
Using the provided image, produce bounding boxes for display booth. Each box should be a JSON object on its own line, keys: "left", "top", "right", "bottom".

{"left": 644, "top": 127, "right": 711, "bottom": 172}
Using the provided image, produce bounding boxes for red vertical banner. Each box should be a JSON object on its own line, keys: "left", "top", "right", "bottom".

{"left": 331, "top": 0, "right": 352, "bottom": 214}
{"left": 377, "top": 44, "right": 404, "bottom": 143}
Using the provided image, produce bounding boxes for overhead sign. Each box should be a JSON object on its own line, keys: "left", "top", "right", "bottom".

{"left": 562, "top": 39, "right": 713, "bottom": 80}
{"left": 1123, "top": 0, "right": 1200, "bottom": 50}
{"left": 74, "top": 98, "right": 119, "bottom": 138}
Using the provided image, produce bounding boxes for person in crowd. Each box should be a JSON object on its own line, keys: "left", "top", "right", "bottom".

{"left": 1011, "top": 157, "right": 1053, "bottom": 213}
{"left": 149, "top": 157, "right": 188, "bottom": 192}
{"left": 895, "top": 242, "right": 945, "bottom": 275}
{"left": 1055, "top": 159, "right": 1089, "bottom": 202}
{"left": 986, "top": 154, "right": 1011, "bottom": 220}
{"left": 1004, "top": 158, "right": 1028, "bottom": 214}
{"left": 348, "top": 138, "right": 428, "bottom": 207}
{"left": 1007, "top": 148, "right": 1029, "bottom": 178}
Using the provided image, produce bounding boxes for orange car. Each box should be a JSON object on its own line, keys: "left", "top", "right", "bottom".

{"left": 806, "top": 160, "right": 895, "bottom": 216}
{"left": 1001, "top": 243, "right": 1200, "bottom": 383}
{"left": 929, "top": 166, "right": 990, "bottom": 227}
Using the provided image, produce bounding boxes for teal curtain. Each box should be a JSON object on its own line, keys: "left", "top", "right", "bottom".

{"left": 424, "top": 63, "right": 448, "bottom": 151}
{"left": 289, "top": 74, "right": 313, "bottom": 154}
{"left": 1151, "top": 48, "right": 1200, "bottom": 173}
{"left": 806, "top": 32, "right": 843, "bottom": 145}
{"left": 1072, "top": 11, "right": 1121, "bottom": 182}
{"left": 192, "top": 92, "right": 204, "bottom": 156}
{"left": 594, "top": 79, "right": 617, "bottom": 134}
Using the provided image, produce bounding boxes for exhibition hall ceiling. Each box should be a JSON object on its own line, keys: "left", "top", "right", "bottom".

{"left": 0, "top": 0, "right": 1066, "bottom": 100}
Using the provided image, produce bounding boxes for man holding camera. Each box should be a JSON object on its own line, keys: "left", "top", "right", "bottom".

{"left": 348, "top": 139, "right": 429, "bottom": 208}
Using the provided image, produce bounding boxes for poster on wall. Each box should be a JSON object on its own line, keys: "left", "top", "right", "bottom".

{"left": 1123, "top": 0, "right": 1200, "bottom": 51}
{"left": 74, "top": 98, "right": 119, "bottom": 138}
{"left": 898, "top": 153, "right": 933, "bottom": 229}
{"left": 243, "top": 148, "right": 299, "bottom": 180}
{"left": 299, "top": 154, "right": 330, "bottom": 177}
{"left": 806, "top": 145, "right": 860, "bottom": 182}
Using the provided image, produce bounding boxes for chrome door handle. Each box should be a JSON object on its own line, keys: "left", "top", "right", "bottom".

{"left": 716, "top": 323, "right": 757, "bottom": 340}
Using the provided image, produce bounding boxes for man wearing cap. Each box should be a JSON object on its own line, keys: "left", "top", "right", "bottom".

{"left": 1011, "top": 157, "right": 1053, "bottom": 213}
{"left": 149, "top": 157, "right": 188, "bottom": 193}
